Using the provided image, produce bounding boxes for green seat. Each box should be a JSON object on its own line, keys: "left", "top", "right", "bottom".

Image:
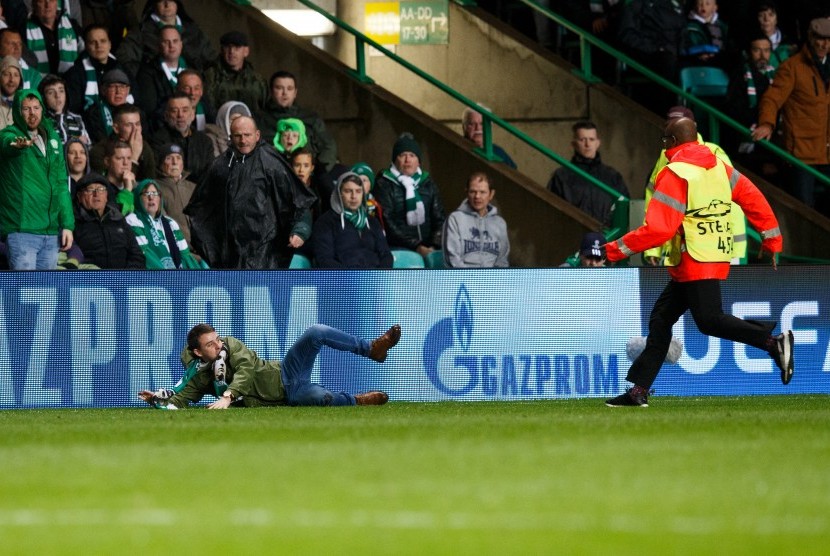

{"left": 391, "top": 249, "right": 425, "bottom": 269}
{"left": 424, "top": 250, "right": 445, "bottom": 269}
{"left": 680, "top": 66, "right": 729, "bottom": 97}
{"left": 289, "top": 253, "right": 313, "bottom": 269}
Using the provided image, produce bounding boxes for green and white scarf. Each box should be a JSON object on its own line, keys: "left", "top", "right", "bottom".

{"left": 343, "top": 206, "right": 368, "bottom": 231}
{"left": 194, "top": 101, "right": 206, "bottom": 130}
{"left": 161, "top": 57, "right": 186, "bottom": 88}
{"left": 100, "top": 103, "right": 114, "bottom": 136}
{"left": 26, "top": 12, "right": 82, "bottom": 74}
{"left": 384, "top": 164, "right": 427, "bottom": 230}
{"left": 743, "top": 62, "right": 775, "bottom": 108}
{"left": 151, "top": 13, "right": 182, "bottom": 32}
{"left": 82, "top": 55, "right": 134, "bottom": 110}
{"left": 18, "top": 59, "right": 32, "bottom": 89}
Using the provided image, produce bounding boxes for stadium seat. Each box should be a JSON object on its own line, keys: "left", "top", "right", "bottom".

{"left": 424, "top": 250, "right": 445, "bottom": 269}
{"left": 391, "top": 249, "right": 425, "bottom": 268}
{"left": 680, "top": 66, "right": 729, "bottom": 97}
{"left": 289, "top": 253, "right": 313, "bottom": 269}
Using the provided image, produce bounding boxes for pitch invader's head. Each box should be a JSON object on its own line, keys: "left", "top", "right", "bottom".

{"left": 188, "top": 323, "right": 223, "bottom": 362}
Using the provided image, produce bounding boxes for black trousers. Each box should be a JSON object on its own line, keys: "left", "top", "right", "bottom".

{"left": 627, "top": 279, "right": 776, "bottom": 389}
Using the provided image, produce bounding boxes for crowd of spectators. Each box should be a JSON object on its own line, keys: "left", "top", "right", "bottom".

{"left": 2, "top": 0, "right": 826, "bottom": 271}
{"left": 527, "top": 1, "right": 830, "bottom": 216}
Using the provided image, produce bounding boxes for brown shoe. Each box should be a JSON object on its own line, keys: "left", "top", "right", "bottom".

{"left": 368, "top": 324, "right": 401, "bottom": 363}
{"left": 354, "top": 391, "right": 389, "bottom": 405}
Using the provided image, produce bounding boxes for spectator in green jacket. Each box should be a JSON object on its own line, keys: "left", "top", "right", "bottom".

{"left": 203, "top": 31, "right": 267, "bottom": 113}
{"left": 0, "top": 88, "right": 74, "bottom": 270}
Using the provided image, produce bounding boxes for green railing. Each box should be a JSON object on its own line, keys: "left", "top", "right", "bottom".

{"left": 293, "top": 0, "right": 630, "bottom": 239}
{"left": 519, "top": 0, "right": 830, "bottom": 189}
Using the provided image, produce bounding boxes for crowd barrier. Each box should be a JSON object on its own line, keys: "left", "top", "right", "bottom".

{"left": 0, "top": 266, "right": 826, "bottom": 409}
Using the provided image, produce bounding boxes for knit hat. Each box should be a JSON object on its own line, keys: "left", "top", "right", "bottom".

{"left": 580, "top": 232, "right": 606, "bottom": 258}
{"left": 391, "top": 132, "right": 422, "bottom": 162}
{"left": 350, "top": 162, "right": 375, "bottom": 189}
{"left": 157, "top": 143, "right": 184, "bottom": 170}
{"left": 158, "top": 143, "right": 184, "bottom": 160}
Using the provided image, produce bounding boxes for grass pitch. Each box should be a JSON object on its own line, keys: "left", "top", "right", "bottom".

{"left": 1, "top": 396, "right": 829, "bottom": 555}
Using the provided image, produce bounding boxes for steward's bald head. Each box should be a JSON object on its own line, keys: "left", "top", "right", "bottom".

{"left": 230, "top": 116, "right": 260, "bottom": 155}
{"left": 665, "top": 117, "right": 697, "bottom": 145}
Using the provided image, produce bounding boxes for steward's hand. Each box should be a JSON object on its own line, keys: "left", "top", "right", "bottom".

{"left": 758, "top": 247, "right": 778, "bottom": 270}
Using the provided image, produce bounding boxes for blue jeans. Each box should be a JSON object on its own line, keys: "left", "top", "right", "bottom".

{"left": 280, "top": 324, "right": 372, "bottom": 406}
{"left": 6, "top": 233, "right": 59, "bottom": 270}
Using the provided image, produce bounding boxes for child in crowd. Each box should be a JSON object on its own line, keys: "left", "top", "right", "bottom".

{"left": 351, "top": 161, "right": 385, "bottom": 231}
{"left": 290, "top": 147, "right": 323, "bottom": 226}
{"left": 291, "top": 146, "right": 315, "bottom": 188}
{"left": 38, "top": 74, "right": 90, "bottom": 144}
{"left": 273, "top": 117, "right": 307, "bottom": 157}
{"left": 681, "top": 0, "right": 728, "bottom": 68}
{"left": 0, "top": 55, "right": 21, "bottom": 129}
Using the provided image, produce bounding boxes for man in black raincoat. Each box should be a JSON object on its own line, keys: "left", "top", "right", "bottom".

{"left": 185, "top": 115, "right": 316, "bottom": 269}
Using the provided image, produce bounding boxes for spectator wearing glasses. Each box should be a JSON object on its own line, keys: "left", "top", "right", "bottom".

{"left": 124, "top": 178, "right": 205, "bottom": 269}
{"left": 73, "top": 172, "right": 145, "bottom": 269}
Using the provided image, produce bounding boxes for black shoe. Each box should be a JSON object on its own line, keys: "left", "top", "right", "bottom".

{"left": 770, "top": 331, "right": 794, "bottom": 385}
{"left": 605, "top": 386, "right": 649, "bottom": 407}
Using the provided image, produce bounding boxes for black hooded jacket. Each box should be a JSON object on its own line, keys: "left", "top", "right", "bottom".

{"left": 185, "top": 140, "right": 316, "bottom": 269}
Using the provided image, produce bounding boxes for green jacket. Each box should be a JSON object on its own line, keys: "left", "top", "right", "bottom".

{"left": 204, "top": 60, "right": 268, "bottom": 114}
{"left": 166, "top": 336, "right": 286, "bottom": 409}
{"left": 0, "top": 89, "right": 73, "bottom": 237}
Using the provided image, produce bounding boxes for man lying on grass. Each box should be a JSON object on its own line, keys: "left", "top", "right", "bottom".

{"left": 138, "top": 322, "right": 401, "bottom": 409}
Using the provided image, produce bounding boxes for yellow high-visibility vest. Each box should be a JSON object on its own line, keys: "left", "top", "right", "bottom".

{"left": 644, "top": 137, "right": 747, "bottom": 263}
{"left": 667, "top": 160, "right": 734, "bottom": 264}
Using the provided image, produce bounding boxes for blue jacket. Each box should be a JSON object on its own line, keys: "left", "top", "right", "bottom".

{"left": 312, "top": 175, "right": 392, "bottom": 269}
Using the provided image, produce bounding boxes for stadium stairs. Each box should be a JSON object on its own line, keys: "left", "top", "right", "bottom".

{"left": 200, "top": 0, "right": 830, "bottom": 264}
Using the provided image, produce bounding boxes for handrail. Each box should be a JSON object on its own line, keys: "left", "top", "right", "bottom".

{"left": 293, "top": 0, "right": 630, "bottom": 238}
{"left": 518, "top": 0, "right": 830, "bottom": 189}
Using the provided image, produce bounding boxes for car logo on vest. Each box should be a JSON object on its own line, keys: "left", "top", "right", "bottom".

{"left": 685, "top": 199, "right": 731, "bottom": 218}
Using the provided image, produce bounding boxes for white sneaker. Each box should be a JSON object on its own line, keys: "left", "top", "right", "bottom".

{"left": 770, "top": 331, "right": 794, "bottom": 385}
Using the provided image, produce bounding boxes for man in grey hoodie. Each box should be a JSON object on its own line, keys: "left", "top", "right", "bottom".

{"left": 442, "top": 171, "right": 510, "bottom": 268}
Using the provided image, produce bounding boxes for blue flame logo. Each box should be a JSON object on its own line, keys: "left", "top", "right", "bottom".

{"left": 423, "top": 284, "right": 478, "bottom": 395}
{"left": 454, "top": 285, "right": 473, "bottom": 352}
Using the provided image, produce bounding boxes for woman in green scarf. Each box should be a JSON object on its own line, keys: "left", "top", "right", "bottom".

{"left": 124, "top": 178, "right": 207, "bottom": 269}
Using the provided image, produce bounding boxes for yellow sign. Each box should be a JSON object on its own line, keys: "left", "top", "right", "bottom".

{"left": 365, "top": 2, "right": 401, "bottom": 45}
